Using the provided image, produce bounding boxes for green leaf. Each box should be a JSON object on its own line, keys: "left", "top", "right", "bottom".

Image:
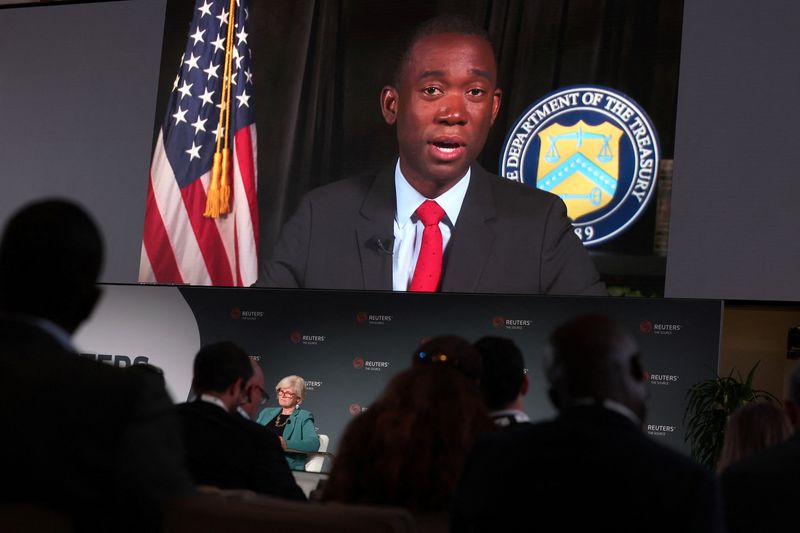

{"left": 683, "top": 362, "right": 776, "bottom": 470}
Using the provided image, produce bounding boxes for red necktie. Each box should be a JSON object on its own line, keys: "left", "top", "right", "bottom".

{"left": 409, "top": 200, "right": 446, "bottom": 292}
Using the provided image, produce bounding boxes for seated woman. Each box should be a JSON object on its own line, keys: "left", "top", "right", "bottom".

{"left": 717, "top": 400, "right": 792, "bottom": 473}
{"left": 322, "top": 336, "right": 492, "bottom": 511}
{"left": 257, "top": 375, "right": 320, "bottom": 471}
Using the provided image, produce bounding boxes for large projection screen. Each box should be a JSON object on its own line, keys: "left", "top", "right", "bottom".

{"left": 665, "top": 0, "right": 800, "bottom": 301}
{"left": 0, "top": 0, "right": 166, "bottom": 283}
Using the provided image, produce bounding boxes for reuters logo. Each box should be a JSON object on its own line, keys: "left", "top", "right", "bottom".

{"left": 356, "top": 312, "right": 368, "bottom": 324}
{"left": 290, "top": 331, "right": 302, "bottom": 344}
{"left": 492, "top": 316, "right": 505, "bottom": 329}
{"left": 640, "top": 320, "right": 653, "bottom": 334}
{"left": 230, "top": 307, "right": 241, "bottom": 319}
{"left": 348, "top": 403, "right": 362, "bottom": 416}
{"left": 352, "top": 357, "right": 365, "bottom": 369}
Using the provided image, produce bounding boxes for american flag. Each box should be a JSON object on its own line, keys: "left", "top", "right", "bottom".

{"left": 139, "top": 0, "right": 258, "bottom": 286}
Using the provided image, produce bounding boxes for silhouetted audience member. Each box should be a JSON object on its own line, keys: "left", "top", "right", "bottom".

{"left": 474, "top": 336, "right": 530, "bottom": 427}
{"left": 722, "top": 364, "right": 800, "bottom": 533}
{"left": 323, "top": 336, "right": 492, "bottom": 512}
{"left": 412, "top": 335, "right": 483, "bottom": 384}
{"left": 177, "top": 341, "right": 305, "bottom": 500}
{"left": 717, "top": 400, "right": 792, "bottom": 473}
{"left": 0, "top": 199, "right": 193, "bottom": 532}
{"left": 451, "top": 315, "right": 724, "bottom": 533}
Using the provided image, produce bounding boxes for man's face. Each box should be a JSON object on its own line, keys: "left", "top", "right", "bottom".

{"left": 381, "top": 33, "right": 502, "bottom": 195}
{"left": 242, "top": 364, "right": 268, "bottom": 419}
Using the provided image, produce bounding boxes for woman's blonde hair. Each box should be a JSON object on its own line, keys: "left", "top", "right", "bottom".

{"left": 275, "top": 375, "right": 307, "bottom": 401}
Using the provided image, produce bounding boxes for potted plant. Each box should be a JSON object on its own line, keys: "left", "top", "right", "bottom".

{"left": 684, "top": 362, "right": 779, "bottom": 470}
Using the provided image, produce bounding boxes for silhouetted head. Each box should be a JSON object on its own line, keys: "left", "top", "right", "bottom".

{"left": 545, "top": 315, "right": 648, "bottom": 422}
{"left": 475, "top": 336, "right": 527, "bottom": 411}
{"left": 323, "top": 363, "right": 491, "bottom": 510}
{"left": 191, "top": 341, "right": 253, "bottom": 412}
{"left": 0, "top": 199, "right": 103, "bottom": 333}
{"left": 717, "top": 400, "right": 792, "bottom": 472}
{"left": 412, "top": 335, "right": 483, "bottom": 383}
{"left": 241, "top": 359, "right": 268, "bottom": 420}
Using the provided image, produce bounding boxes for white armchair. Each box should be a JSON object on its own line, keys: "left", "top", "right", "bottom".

{"left": 304, "top": 434, "right": 331, "bottom": 473}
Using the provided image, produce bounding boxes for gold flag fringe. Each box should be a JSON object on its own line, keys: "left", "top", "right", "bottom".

{"left": 204, "top": 0, "right": 237, "bottom": 219}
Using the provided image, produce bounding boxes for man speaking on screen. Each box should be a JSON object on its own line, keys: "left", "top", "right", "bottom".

{"left": 260, "top": 16, "right": 605, "bottom": 295}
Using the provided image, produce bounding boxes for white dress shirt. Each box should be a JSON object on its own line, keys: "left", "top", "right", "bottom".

{"left": 199, "top": 393, "right": 229, "bottom": 412}
{"left": 392, "top": 160, "right": 471, "bottom": 291}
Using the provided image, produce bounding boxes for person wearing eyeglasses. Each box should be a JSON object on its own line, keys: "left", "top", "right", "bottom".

{"left": 177, "top": 343, "right": 305, "bottom": 500}
{"left": 238, "top": 359, "right": 270, "bottom": 421}
{"left": 257, "top": 375, "right": 321, "bottom": 471}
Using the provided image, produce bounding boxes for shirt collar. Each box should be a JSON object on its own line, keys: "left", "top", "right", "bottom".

{"left": 490, "top": 409, "right": 530, "bottom": 426}
{"left": 30, "top": 316, "right": 75, "bottom": 352}
{"left": 199, "top": 393, "right": 229, "bottom": 412}
{"left": 394, "top": 158, "right": 470, "bottom": 228}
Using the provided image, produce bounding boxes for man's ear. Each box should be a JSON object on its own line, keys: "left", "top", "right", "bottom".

{"left": 490, "top": 88, "right": 502, "bottom": 126}
{"left": 242, "top": 382, "right": 253, "bottom": 405}
{"left": 380, "top": 86, "right": 399, "bottom": 125}
{"left": 630, "top": 354, "right": 647, "bottom": 382}
{"left": 228, "top": 377, "right": 246, "bottom": 403}
{"left": 520, "top": 373, "right": 529, "bottom": 396}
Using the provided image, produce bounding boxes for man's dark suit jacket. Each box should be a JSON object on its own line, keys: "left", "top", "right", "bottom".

{"left": 176, "top": 400, "right": 305, "bottom": 500}
{"left": 721, "top": 430, "right": 800, "bottom": 533}
{"left": 262, "top": 163, "right": 605, "bottom": 295}
{"left": 451, "top": 405, "right": 724, "bottom": 533}
{"left": 0, "top": 317, "right": 193, "bottom": 532}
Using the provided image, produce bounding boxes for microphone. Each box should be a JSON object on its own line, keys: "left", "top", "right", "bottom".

{"left": 374, "top": 236, "right": 394, "bottom": 255}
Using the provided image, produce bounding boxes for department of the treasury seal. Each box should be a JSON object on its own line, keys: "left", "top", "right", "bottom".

{"left": 499, "top": 85, "right": 660, "bottom": 246}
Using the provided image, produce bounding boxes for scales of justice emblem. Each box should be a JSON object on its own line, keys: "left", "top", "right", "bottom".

{"left": 536, "top": 121, "right": 623, "bottom": 221}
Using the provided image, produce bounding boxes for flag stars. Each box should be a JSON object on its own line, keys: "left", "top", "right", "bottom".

{"left": 211, "top": 35, "right": 225, "bottom": 53}
{"left": 172, "top": 106, "right": 188, "bottom": 126}
{"left": 172, "top": 74, "right": 180, "bottom": 91}
{"left": 185, "top": 142, "right": 202, "bottom": 162}
{"left": 216, "top": 8, "right": 229, "bottom": 26}
{"left": 233, "top": 48, "right": 244, "bottom": 69}
{"left": 236, "top": 28, "right": 248, "bottom": 46}
{"left": 204, "top": 61, "right": 220, "bottom": 80}
{"left": 197, "top": 0, "right": 212, "bottom": 17}
{"left": 190, "top": 28, "right": 205, "bottom": 46}
{"left": 191, "top": 117, "right": 207, "bottom": 135}
{"left": 184, "top": 53, "right": 200, "bottom": 72}
{"left": 244, "top": 69, "right": 253, "bottom": 84}
{"left": 199, "top": 88, "right": 215, "bottom": 106}
{"left": 236, "top": 90, "right": 251, "bottom": 108}
{"left": 177, "top": 81, "right": 193, "bottom": 100}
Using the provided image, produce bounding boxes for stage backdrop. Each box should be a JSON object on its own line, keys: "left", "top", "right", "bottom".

{"left": 75, "top": 285, "right": 721, "bottom": 456}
